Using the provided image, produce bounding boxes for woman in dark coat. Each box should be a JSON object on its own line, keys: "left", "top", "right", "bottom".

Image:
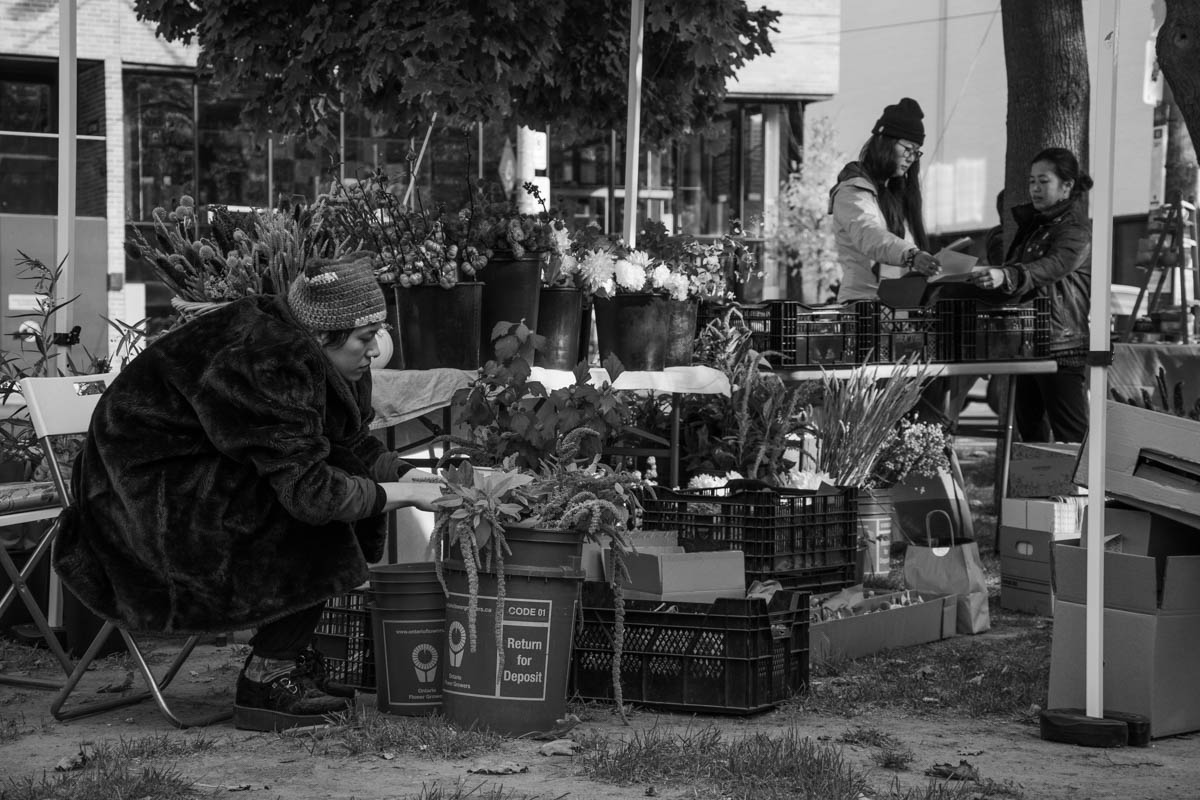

{"left": 55, "top": 253, "right": 443, "bottom": 731}
{"left": 969, "top": 147, "right": 1092, "bottom": 442}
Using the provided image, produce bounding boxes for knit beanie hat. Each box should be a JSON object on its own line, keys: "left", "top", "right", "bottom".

{"left": 872, "top": 97, "right": 925, "bottom": 145}
{"left": 287, "top": 253, "right": 386, "bottom": 331}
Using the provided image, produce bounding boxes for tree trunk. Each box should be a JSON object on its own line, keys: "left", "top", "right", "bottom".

{"left": 1000, "top": 0, "right": 1090, "bottom": 253}
{"left": 1158, "top": 0, "right": 1200, "bottom": 202}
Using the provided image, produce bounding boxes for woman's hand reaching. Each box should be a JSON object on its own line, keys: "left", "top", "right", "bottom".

{"left": 910, "top": 250, "right": 941, "bottom": 278}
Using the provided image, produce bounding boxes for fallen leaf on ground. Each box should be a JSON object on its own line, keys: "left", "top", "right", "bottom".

{"left": 967, "top": 674, "right": 984, "bottom": 685}
{"left": 96, "top": 671, "right": 133, "bottom": 694}
{"left": 468, "top": 761, "right": 527, "bottom": 775}
{"left": 538, "top": 739, "right": 578, "bottom": 756}
{"left": 54, "top": 752, "right": 88, "bottom": 771}
{"left": 380, "top": 751, "right": 396, "bottom": 760}
{"left": 924, "top": 760, "right": 980, "bottom": 781}
{"left": 524, "top": 713, "right": 582, "bottom": 740}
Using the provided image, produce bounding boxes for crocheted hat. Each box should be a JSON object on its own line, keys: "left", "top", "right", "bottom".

{"left": 287, "top": 253, "right": 386, "bottom": 331}
{"left": 872, "top": 97, "right": 925, "bottom": 145}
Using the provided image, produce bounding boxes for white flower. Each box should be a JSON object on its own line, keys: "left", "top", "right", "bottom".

{"left": 550, "top": 226, "right": 571, "bottom": 254}
{"left": 665, "top": 273, "right": 690, "bottom": 301}
{"left": 558, "top": 253, "right": 579, "bottom": 276}
{"left": 579, "top": 249, "right": 616, "bottom": 293}
{"left": 614, "top": 257, "right": 647, "bottom": 291}
{"left": 649, "top": 263, "right": 673, "bottom": 289}
{"left": 780, "top": 469, "right": 833, "bottom": 491}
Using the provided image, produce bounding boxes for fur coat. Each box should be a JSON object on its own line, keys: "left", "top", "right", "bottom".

{"left": 54, "top": 295, "right": 389, "bottom": 634}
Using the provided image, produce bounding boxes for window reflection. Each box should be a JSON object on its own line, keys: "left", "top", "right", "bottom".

{"left": 124, "top": 73, "right": 195, "bottom": 221}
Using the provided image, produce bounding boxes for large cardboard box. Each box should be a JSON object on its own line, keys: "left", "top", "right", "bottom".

{"left": 1007, "top": 442, "right": 1083, "bottom": 498}
{"left": 1048, "top": 509, "right": 1200, "bottom": 737}
{"left": 810, "top": 589, "right": 956, "bottom": 664}
{"left": 603, "top": 547, "right": 745, "bottom": 603}
{"left": 998, "top": 525, "right": 1073, "bottom": 616}
{"left": 1076, "top": 401, "right": 1200, "bottom": 529}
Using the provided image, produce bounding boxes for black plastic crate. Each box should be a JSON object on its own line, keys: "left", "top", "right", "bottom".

{"left": 697, "top": 301, "right": 800, "bottom": 363}
{"left": 314, "top": 589, "right": 375, "bottom": 692}
{"left": 571, "top": 584, "right": 809, "bottom": 714}
{"left": 791, "top": 305, "right": 862, "bottom": 367}
{"left": 955, "top": 297, "right": 1051, "bottom": 361}
{"left": 639, "top": 485, "right": 859, "bottom": 593}
{"left": 853, "top": 300, "right": 959, "bottom": 363}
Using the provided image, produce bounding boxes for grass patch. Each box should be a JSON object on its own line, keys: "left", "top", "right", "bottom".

{"left": 289, "top": 707, "right": 504, "bottom": 758}
{"left": 0, "top": 638, "right": 58, "bottom": 674}
{"left": 836, "top": 725, "right": 902, "bottom": 749}
{"left": 0, "top": 755, "right": 198, "bottom": 800}
{"left": 788, "top": 624, "right": 1050, "bottom": 721}
{"left": 872, "top": 744, "right": 915, "bottom": 771}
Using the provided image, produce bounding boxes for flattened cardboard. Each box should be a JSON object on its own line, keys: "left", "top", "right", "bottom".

{"left": 1007, "top": 442, "right": 1084, "bottom": 498}
{"left": 582, "top": 530, "right": 679, "bottom": 581}
{"left": 1048, "top": 600, "right": 1200, "bottom": 737}
{"left": 1077, "top": 401, "right": 1200, "bottom": 528}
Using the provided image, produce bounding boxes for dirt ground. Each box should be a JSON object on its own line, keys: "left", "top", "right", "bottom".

{"left": 2, "top": 634, "right": 1199, "bottom": 800}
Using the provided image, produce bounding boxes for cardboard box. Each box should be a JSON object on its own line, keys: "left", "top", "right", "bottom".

{"left": 582, "top": 530, "right": 678, "bottom": 581}
{"left": 1048, "top": 508, "right": 1200, "bottom": 737}
{"left": 810, "top": 589, "right": 956, "bottom": 664}
{"left": 1000, "top": 498, "right": 1085, "bottom": 536}
{"left": 603, "top": 547, "right": 745, "bottom": 603}
{"left": 1008, "top": 442, "right": 1083, "bottom": 498}
{"left": 1076, "top": 401, "right": 1200, "bottom": 529}
{"left": 998, "top": 525, "right": 1072, "bottom": 616}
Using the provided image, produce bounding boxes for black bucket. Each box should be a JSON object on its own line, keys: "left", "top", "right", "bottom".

{"left": 369, "top": 563, "right": 446, "bottom": 715}
{"left": 480, "top": 256, "right": 543, "bottom": 359}
{"left": 389, "top": 283, "right": 483, "bottom": 370}
{"left": 593, "top": 293, "right": 670, "bottom": 371}
{"left": 534, "top": 287, "right": 584, "bottom": 370}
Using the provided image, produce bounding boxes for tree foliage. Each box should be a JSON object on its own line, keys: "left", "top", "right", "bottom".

{"left": 776, "top": 116, "right": 844, "bottom": 304}
{"left": 132, "top": 0, "right": 779, "bottom": 146}
{"left": 1157, "top": 0, "right": 1200, "bottom": 203}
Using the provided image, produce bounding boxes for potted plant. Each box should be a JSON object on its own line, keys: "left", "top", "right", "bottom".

{"left": 469, "top": 183, "right": 571, "bottom": 361}
{"left": 310, "top": 169, "right": 489, "bottom": 369}
{"left": 427, "top": 426, "right": 644, "bottom": 732}
{"left": 576, "top": 220, "right": 754, "bottom": 370}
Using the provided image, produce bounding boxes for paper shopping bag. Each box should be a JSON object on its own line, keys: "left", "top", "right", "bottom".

{"left": 902, "top": 509, "right": 991, "bottom": 634}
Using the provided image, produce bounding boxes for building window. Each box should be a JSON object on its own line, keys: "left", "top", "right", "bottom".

{"left": 0, "top": 56, "right": 106, "bottom": 216}
{"left": 198, "top": 89, "right": 268, "bottom": 209}
{"left": 124, "top": 72, "right": 195, "bottom": 221}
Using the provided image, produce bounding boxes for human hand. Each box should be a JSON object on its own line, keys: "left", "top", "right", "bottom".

{"left": 381, "top": 479, "right": 445, "bottom": 512}
{"left": 968, "top": 268, "right": 1007, "bottom": 291}
{"left": 910, "top": 250, "right": 940, "bottom": 277}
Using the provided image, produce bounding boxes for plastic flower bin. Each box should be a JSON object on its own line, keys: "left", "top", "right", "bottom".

{"left": 638, "top": 485, "right": 859, "bottom": 593}
{"left": 697, "top": 301, "right": 795, "bottom": 362}
{"left": 792, "top": 305, "right": 864, "bottom": 367}
{"left": 570, "top": 583, "right": 809, "bottom": 714}
{"left": 954, "top": 297, "right": 1051, "bottom": 361}
{"left": 853, "top": 300, "right": 961, "bottom": 363}
{"left": 314, "top": 589, "right": 375, "bottom": 692}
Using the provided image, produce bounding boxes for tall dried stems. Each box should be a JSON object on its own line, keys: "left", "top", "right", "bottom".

{"left": 812, "top": 355, "right": 934, "bottom": 488}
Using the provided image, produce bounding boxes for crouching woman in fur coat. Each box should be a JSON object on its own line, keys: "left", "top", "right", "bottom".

{"left": 54, "top": 253, "right": 443, "bottom": 731}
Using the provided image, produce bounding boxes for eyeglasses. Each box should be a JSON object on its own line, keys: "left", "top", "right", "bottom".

{"left": 898, "top": 144, "right": 923, "bottom": 160}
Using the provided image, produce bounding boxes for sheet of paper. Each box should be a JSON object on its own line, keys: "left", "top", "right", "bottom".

{"left": 929, "top": 248, "right": 982, "bottom": 283}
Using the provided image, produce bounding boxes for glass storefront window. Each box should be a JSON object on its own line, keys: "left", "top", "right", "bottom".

{"left": 198, "top": 90, "right": 268, "bottom": 209}
{"left": 0, "top": 58, "right": 107, "bottom": 216}
{"left": 676, "top": 119, "right": 734, "bottom": 236}
{"left": 124, "top": 73, "right": 195, "bottom": 221}
{"left": 272, "top": 133, "right": 329, "bottom": 206}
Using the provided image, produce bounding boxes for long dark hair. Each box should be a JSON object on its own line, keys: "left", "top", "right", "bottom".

{"left": 1031, "top": 147, "right": 1094, "bottom": 198}
{"left": 858, "top": 134, "right": 929, "bottom": 251}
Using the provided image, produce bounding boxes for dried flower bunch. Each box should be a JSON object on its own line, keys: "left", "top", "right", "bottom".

{"left": 871, "top": 418, "right": 952, "bottom": 489}
{"left": 475, "top": 182, "right": 570, "bottom": 262}
{"left": 127, "top": 197, "right": 313, "bottom": 302}
{"left": 312, "top": 169, "right": 487, "bottom": 289}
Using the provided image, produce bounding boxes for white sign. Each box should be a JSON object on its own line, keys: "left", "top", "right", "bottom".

{"left": 8, "top": 294, "right": 42, "bottom": 312}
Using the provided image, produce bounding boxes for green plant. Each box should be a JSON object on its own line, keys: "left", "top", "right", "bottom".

{"left": 454, "top": 321, "right": 630, "bottom": 471}
{"left": 0, "top": 254, "right": 146, "bottom": 469}
{"left": 810, "top": 356, "right": 936, "bottom": 489}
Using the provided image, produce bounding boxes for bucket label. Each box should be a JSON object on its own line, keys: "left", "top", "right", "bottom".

{"left": 379, "top": 618, "right": 444, "bottom": 707}
{"left": 443, "top": 591, "right": 553, "bottom": 701}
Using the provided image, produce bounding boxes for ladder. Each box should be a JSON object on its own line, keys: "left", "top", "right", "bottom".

{"left": 1120, "top": 198, "right": 1197, "bottom": 344}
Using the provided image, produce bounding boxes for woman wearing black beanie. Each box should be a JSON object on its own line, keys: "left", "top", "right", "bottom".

{"left": 829, "top": 97, "right": 941, "bottom": 300}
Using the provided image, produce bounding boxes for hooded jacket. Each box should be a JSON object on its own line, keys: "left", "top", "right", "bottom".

{"left": 999, "top": 196, "right": 1092, "bottom": 355}
{"left": 54, "top": 295, "right": 391, "bottom": 635}
{"left": 828, "top": 162, "right": 917, "bottom": 301}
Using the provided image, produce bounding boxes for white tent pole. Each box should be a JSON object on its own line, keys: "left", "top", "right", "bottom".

{"left": 55, "top": 0, "right": 77, "bottom": 378}
{"left": 1085, "top": 0, "right": 1120, "bottom": 720}
{"left": 403, "top": 112, "right": 438, "bottom": 209}
{"left": 623, "top": 0, "right": 645, "bottom": 247}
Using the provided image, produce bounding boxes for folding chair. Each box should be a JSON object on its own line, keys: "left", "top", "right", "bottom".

{"left": 12, "top": 374, "right": 231, "bottom": 728}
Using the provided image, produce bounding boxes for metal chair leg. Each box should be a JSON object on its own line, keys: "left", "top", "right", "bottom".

{"left": 0, "top": 524, "right": 75, "bottom": 689}
{"left": 50, "top": 622, "right": 233, "bottom": 728}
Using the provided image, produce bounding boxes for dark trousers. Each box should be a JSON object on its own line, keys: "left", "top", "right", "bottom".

{"left": 248, "top": 603, "right": 325, "bottom": 660}
{"left": 1013, "top": 363, "right": 1088, "bottom": 443}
